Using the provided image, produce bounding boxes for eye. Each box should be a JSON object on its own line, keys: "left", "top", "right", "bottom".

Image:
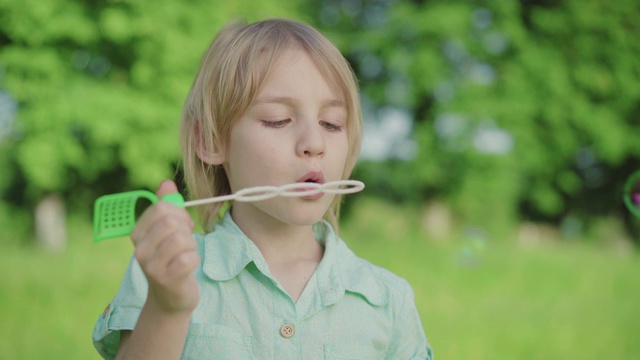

{"left": 320, "top": 120, "right": 343, "bottom": 132}
{"left": 261, "top": 119, "right": 291, "bottom": 128}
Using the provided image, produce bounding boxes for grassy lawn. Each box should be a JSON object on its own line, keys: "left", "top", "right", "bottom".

{"left": 1, "top": 197, "right": 639, "bottom": 359}
{"left": 0, "top": 216, "right": 132, "bottom": 359}
{"left": 342, "top": 198, "right": 640, "bottom": 359}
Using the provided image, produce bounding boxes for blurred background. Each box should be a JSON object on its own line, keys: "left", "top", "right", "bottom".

{"left": 1, "top": 0, "right": 639, "bottom": 358}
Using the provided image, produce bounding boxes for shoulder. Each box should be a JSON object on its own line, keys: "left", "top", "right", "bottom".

{"left": 335, "top": 238, "right": 415, "bottom": 307}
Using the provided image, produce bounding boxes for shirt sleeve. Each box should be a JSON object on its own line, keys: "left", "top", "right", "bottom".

{"left": 92, "top": 256, "right": 149, "bottom": 359}
{"left": 385, "top": 279, "right": 434, "bottom": 359}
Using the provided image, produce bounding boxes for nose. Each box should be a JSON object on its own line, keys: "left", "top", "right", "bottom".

{"left": 296, "top": 121, "right": 325, "bottom": 157}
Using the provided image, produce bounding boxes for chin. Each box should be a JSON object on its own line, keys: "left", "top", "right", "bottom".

{"left": 267, "top": 199, "right": 332, "bottom": 227}
{"left": 279, "top": 208, "right": 328, "bottom": 227}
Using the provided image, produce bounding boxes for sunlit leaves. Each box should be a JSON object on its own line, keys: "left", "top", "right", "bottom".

{"left": 0, "top": 0, "right": 306, "bottom": 205}
{"left": 313, "top": 0, "right": 640, "bottom": 233}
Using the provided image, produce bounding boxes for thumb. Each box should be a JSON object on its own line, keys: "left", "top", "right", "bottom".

{"left": 156, "top": 180, "right": 179, "bottom": 198}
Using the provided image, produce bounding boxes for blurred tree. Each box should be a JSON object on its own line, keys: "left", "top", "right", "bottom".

{"left": 311, "top": 0, "right": 640, "bottom": 240}
{"left": 2, "top": 0, "right": 639, "bottom": 244}
{"left": 0, "top": 0, "right": 305, "bottom": 245}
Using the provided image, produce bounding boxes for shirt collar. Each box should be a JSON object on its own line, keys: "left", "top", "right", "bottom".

{"left": 201, "top": 211, "right": 388, "bottom": 307}
{"left": 314, "top": 221, "right": 388, "bottom": 307}
{"left": 201, "top": 211, "right": 270, "bottom": 281}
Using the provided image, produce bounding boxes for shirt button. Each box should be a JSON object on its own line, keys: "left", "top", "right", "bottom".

{"left": 280, "top": 324, "right": 295, "bottom": 338}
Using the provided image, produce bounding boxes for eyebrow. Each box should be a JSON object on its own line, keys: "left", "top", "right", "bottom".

{"left": 253, "top": 96, "right": 346, "bottom": 109}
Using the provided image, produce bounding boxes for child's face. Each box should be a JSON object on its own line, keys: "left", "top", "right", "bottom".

{"left": 223, "top": 48, "right": 349, "bottom": 226}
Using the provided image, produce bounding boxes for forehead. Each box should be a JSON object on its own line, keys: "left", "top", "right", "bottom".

{"left": 252, "top": 46, "right": 347, "bottom": 102}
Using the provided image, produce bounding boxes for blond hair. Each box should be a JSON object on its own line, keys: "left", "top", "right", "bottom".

{"left": 180, "top": 18, "right": 362, "bottom": 232}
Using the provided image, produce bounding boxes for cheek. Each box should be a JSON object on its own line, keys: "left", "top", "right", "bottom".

{"left": 329, "top": 138, "right": 350, "bottom": 176}
{"left": 226, "top": 138, "right": 282, "bottom": 184}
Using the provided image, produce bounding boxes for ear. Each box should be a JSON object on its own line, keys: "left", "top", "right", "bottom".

{"left": 195, "top": 125, "right": 225, "bottom": 165}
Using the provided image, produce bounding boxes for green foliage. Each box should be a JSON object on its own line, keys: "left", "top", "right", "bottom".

{"left": 0, "top": 0, "right": 306, "bottom": 206}
{"left": 1, "top": 0, "right": 639, "bottom": 240}
{"left": 312, "top": 0, "right": 640, "bottom": 238}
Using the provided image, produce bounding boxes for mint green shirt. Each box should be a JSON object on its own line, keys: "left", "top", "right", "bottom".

{"left": 93, "top": 211, "right": 433, "bottom": 359}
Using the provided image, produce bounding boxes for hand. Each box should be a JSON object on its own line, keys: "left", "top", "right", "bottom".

{"left": 131, "top": 180, "right": 200, "bottom": 314}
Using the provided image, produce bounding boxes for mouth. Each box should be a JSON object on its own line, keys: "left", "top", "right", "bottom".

{"left": 290, "top": 171, "right": 326, "bottom": 199}
{"left": 297, "top": 171, "right": 325, "bottom": 185}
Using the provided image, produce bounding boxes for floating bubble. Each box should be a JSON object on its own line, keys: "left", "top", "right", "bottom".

{"left": 456, "top": 227, "right": 487, "bottom": 267}
{"left": 623, "top": 171, "right": 640, "bottom": 218}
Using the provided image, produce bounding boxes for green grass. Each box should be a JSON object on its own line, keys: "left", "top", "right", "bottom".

{"left": 342, "top": 197, "right": 640, "bottom": 359}
{"left": 1, "top": 198, "right": 639, "bottom": 359}
{"left": 0, "top": 217, "right": 132, "bottom": 359}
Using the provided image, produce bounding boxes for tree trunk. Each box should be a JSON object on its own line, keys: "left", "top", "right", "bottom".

{"left": 35, "top": 194, "right": 67, "bottom": 252}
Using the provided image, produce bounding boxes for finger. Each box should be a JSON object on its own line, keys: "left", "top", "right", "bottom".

{"left": 165, "top": 251, "right": 200, "bottom": 281}
{"left": 134, "top": 213, "right": 191, "bottom": 265}
{"left": 157, "top": 179, "right": 179, "bottom": 198}
{"left": 130, "top": 179, "right": 179, "bottom": 244}
{"left": 132, "top": 202, "right": 194, "bottom": 247}
{"left": 145, "top": 227, "right": 196, "bottom": 272}
{"left": 142, "top": 235, "right": 199, "bottom": 291}
{"left": 156, "top": 179, "right": 194, "bottom": 227}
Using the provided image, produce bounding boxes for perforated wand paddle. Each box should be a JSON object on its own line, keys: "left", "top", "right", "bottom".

{"left": 93, "top": 180, "right": 364, "bottom": 242}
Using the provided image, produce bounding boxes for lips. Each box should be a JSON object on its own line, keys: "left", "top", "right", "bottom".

{"left": 297, "top": 170, "right": 325, "bottom": 185}
{"left": 294, "top": 171, "right": 325, "bottom": 199}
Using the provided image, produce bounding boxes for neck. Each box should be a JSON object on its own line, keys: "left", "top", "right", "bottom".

{"left": 229, "top": 204, "right": 327, "bottom": 303}
{"left": 229, "top": 205, "right": 323, "bottom": 265}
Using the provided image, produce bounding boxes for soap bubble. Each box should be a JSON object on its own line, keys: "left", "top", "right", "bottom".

{"left": 624, "top": 171, "right": 640, "bottom": 218}
{"left": 456, "top": 227, "right": 487, "bottom": 267}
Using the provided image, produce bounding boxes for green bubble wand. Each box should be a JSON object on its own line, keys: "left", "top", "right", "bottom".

{"left": 93, "top": 180, "right": 364, "bottom": 242}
